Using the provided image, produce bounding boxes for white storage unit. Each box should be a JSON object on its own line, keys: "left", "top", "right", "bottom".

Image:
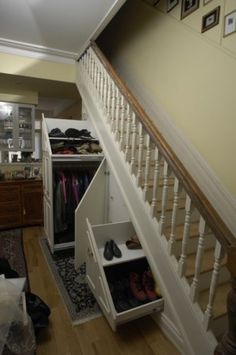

{"left": 42, "top": 116, "right": 103, "bottom": 252}
{"left": 74, "top": 158, "right": 164, "bottom": 331}
{"left": 85, "top": 218, "right": 164, "bottom": 330}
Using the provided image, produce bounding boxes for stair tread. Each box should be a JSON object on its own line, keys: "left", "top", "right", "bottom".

{"left": 183, "top": 248, "right": 227, "bottom": 278}
{"left": 198, "top": 282, "right": 231, "bottom": 319}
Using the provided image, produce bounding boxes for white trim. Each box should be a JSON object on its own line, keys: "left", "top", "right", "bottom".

{"left": 116, "top": 66, "right": 236, "bottom": 237}
{"left": 0, "top": 38, "right": 77, "bottom": 64}
{"left": 152, "top": 312, "right": 184, "bottom": 354}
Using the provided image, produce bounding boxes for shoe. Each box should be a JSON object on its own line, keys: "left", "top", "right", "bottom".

{"left": 103, "top": 240, "right": 113, "bottom": 261}
{"left": 129, "top": 272, "right": 147, "bottom": 302}
{"left": 126, "top": 235, "right": 142, "bottom": 250}
{"left": 103, "top": 240, "right": 122, "bottom": 260}
{"left": 109, "top": 280, "right": 130, "bottom": 313}
{"left": 142, "top": 270, "right": 158, "bottom": 301}
{"left": 111, "top": 240, "right": 122, "bottom": 258}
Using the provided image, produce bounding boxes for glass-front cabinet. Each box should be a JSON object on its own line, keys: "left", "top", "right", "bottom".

{"left": 0, "top": 102, "right": 35, "bottom": 152}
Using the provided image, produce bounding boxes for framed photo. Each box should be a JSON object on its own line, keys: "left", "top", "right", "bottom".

{"left": 201, "top": 6, "right": 220, "bottom": 33}
{"left": 203, "top": 0, "right": 213, "bottom": 5}
{"left": 224, "top": 10, "right": 236, "bottom": 37}
{"left": 181, "top": 0, "right": 199, "bottom": 19}
{"left": 167, "top": 0, "right": 179, "bottom": 12}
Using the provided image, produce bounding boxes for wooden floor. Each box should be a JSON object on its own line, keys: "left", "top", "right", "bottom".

{"left": 23, "top": 226, "right": 180, "bottom": 355}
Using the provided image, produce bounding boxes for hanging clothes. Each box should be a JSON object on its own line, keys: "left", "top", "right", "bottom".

{"left": 53, "top": 169, "right": 94, "bottom": 241}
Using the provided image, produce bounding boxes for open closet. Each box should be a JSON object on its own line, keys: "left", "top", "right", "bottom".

{"left": 42, "top": 116, "right": 103, "bottom": 251}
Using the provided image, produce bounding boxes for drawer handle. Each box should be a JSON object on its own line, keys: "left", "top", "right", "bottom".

{"left": 23, "top": 209, "right": 26, "bottom": 215}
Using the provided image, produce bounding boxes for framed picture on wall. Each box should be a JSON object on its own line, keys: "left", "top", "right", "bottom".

{"left": 167, "top": 0, "right": 179, "bottom": 12}
{"left": 201, "top": 6, "right": 220, "bottom": 33}
{"left": 203, "top": 0, "right": 213, "bottom": 5}
{"left": 224, "top": 10, "right": 236, "bottom": 37}
{"left": 181, "top": 0, "right": 199, "bottom": 19}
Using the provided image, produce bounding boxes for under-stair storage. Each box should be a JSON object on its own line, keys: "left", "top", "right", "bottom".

{"left": 42, "top": 116, "right": 103, "bottom": 251}
{"left": 85, "top": 218, "right": 164, "bottom": 331}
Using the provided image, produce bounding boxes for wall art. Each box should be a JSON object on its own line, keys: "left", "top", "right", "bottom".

{"left": 201, "top": 6, "right": 220, "bottom": 33}
{"left": 224, "top": 10, "right": 236, "bottom": 37}
{"left": 181, "top": 0, "right": 199, "bottom": 19}
{"left": 167, "top": 0, "right": 179, "bottom": 12}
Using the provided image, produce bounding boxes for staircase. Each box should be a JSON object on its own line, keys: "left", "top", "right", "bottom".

{"left": 76, "top": 42, "right": 236, "bottom": 355}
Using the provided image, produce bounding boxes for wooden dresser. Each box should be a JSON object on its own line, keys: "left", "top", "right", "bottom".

{"left": 0, "top": 179, "right": 43, "bottom": 230}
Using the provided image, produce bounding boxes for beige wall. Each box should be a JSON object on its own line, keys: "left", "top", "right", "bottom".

{"left": 98, "top": 0, "right": 236, "bottom": 198}
{"left": 0, "top": 52, "right": 75, "bottom": 83}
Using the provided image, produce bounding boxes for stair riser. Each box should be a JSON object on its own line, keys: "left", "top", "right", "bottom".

{"left": 187, "top": 266, "right": 230, "bottom": 292}
{"left": 155, "top": 209, "right": 200, "bottom": 227}
{"left": 145, "top": 187, "right": 186, "bottom": 203}
{"left": 170, "top": 233, "right": 216, "bottom": 257}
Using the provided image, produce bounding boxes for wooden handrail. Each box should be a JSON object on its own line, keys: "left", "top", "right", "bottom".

{"left": 90, "top": 41, "right": 235, "bottom": 248}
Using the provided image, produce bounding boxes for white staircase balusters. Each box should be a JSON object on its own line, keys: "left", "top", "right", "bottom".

{"left": 110, "top": 81, "right": 116, "bottom": 131}
{"left": 204, "top": 241, "right": 225, "bottom": 330}
{"left": 137, "top": 122, "right": 144, "bottom": 186}
{"left": 130, "top": 112, "right": 137, "bottom": 175}
{"left": 190, "top": 217, "right": 207, "bottom": 302}
{"left": 114, "top": 89, "right": 121, "bottom": 141}
{"left": 102, "top": 70, "right": 108, "bottom": 115}
{"left": 178, "top": 195, "right": 193, "bottom": 277}
{"left": 168, "top": 177, "right": 182, "bottom": 255}
{"left": 99, "top": 63, "right": 104, "bottom": 102}
{"left": 124, "top": 103, "right": 131, "bottom": 161}
{"left": 143, "top": 134, "right": 151, "bottom": 201}
{"left": 119, "top": 95, "right": 125, "bottom": 149}
{"left": 159, "top": 161, "right": 171, "bottom": 235}
{"left": 106, "top": 77, "right": 112, "bottom": 123}
{"left": 151, "top": 147, "right": 161, "bottom": 218}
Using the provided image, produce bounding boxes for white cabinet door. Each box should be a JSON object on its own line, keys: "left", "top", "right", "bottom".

{"left": 43, "top": 197, "right": 54, "bottom": 250}
{"left": 75, "top": 158, "right": 107, "bottom": 269}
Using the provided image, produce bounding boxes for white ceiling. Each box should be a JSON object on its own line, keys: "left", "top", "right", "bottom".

{"left": 0, "top": 0, "right": 126, "bottom": 59}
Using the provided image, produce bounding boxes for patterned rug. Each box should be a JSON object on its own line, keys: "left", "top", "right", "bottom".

{"left": 39, "top": 238, "right": 101, "bottom": 325}
{"left": 0, "top": 229, "right": 29, "bottom": 289}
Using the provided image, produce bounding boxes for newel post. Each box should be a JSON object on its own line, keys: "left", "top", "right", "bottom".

{"left": 215, "top": 246, "right": 236, "bottom": 355}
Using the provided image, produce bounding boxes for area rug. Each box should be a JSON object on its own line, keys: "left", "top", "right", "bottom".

{"left": 0, "top": 229, "right": 29, "bottom": 289}
{"left": 39, "top": 238, "right": 101, "bottom": 325}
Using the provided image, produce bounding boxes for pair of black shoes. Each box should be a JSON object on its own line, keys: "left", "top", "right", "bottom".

{"left": 109, "top": 279, "right": 141, "bottom": 313}
{"left": 103, "top": 240, "right": 122, "bottom": 261}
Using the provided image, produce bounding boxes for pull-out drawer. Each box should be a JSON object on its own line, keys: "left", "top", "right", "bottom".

{"left": 85, "top": 218, "right": 164, "bottom": 331}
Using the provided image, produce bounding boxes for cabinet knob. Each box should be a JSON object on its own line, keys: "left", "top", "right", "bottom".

{"left": 23, "top": 209, "right": 26, "bottom": 215}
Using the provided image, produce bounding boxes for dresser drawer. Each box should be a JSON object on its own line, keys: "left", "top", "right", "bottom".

{"left": 0, "top": 201, "right": 21, "bottom": 216}
{"left": 0, "top": 186, "right": 21, "bottom": 203}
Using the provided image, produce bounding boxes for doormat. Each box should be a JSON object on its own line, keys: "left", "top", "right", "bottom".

{"left": 0, "top": 229, "right": 29, "bottom": 290}
{"left": 39, "top": 238, "right": 101, "bottom": 325}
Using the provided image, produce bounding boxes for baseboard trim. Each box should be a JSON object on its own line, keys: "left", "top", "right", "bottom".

{"left": 152, "top": 312, "right": 184, "bottom": 354}
{"left": 116, "top": 66, "right": 236, "bottom": 236}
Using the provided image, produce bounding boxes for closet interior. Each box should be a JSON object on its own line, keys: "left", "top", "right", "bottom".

{"left": 42, "top": 116, "right": 103, "bottom": 252}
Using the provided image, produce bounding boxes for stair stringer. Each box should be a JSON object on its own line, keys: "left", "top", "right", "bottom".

{"left": 76, "top": 78, "right": 217, "bottom": 355}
